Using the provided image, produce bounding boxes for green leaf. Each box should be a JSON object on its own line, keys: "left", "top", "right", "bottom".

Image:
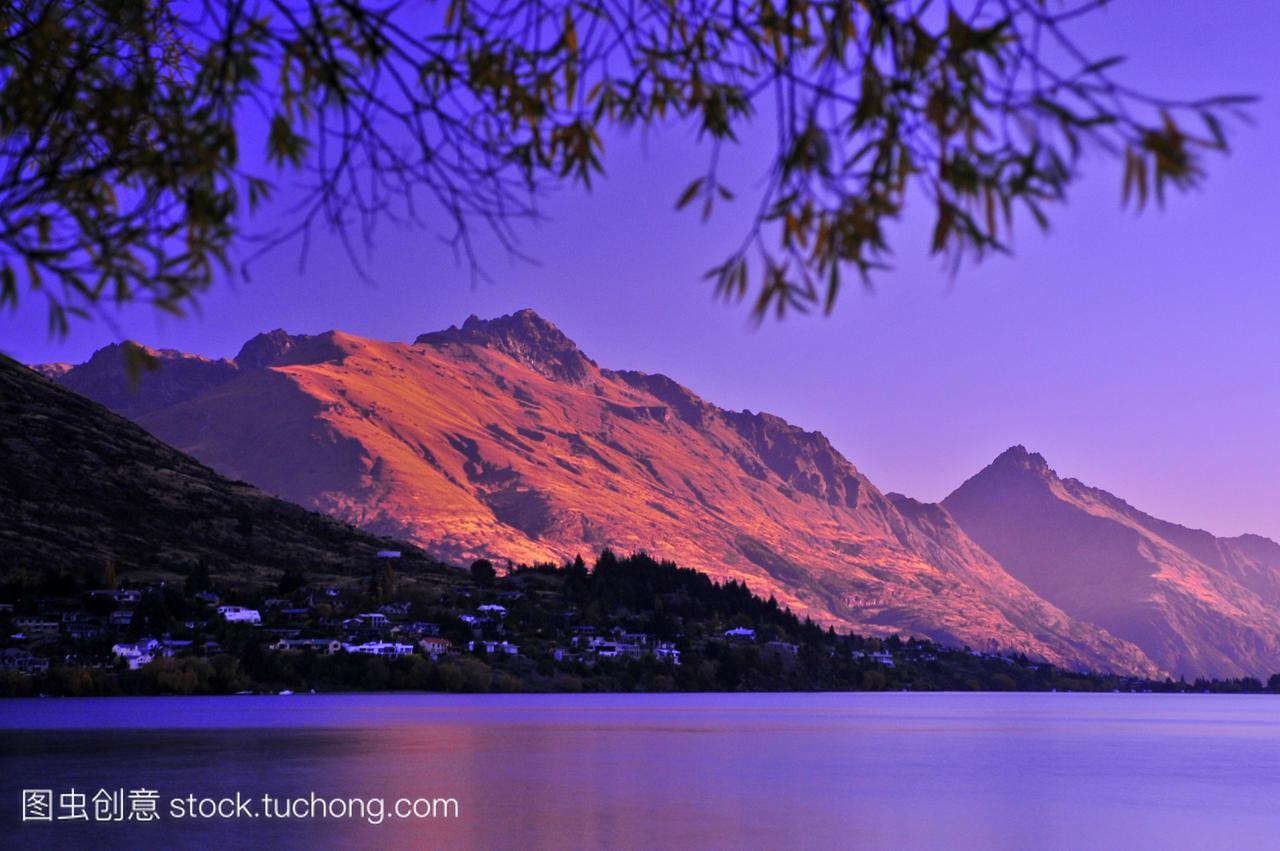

{"left": 676, "top": 177, "right": 704, "bottom": 210}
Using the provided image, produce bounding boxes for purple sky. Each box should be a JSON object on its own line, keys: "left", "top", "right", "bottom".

{"left": 4, "top": 2, "right": 1278, "bottom": 540}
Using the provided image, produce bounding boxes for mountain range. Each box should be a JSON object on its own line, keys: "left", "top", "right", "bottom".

{"left": 31, "top": 310, "right": 1280, "bottom": 679}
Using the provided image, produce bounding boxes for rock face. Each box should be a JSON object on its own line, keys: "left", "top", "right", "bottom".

{"left": 44, "top": 311, "right": 1166, "bottom": 675}
{"left": 0, "top": 355, "right": 440, "bottom": 577}
{"left": 944, "top": 446, "right": 1280, "bottom": 679}
{"left": 51, "top": 343, "right": 239, "bottom": 417}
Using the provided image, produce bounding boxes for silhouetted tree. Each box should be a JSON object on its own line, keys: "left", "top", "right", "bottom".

{"left": 100, "top": 560, "right": 117, "bottom": 591}
{"left": 0, "top": 0, "right": 1253, "bottom": 341}
{"left": 185, "top": 561, "right": 212, "bottom": 595}
{"left": 278, "top": 566, "right": 307, "bottom": 595}
{"left": 470, "top": 559, "right": 496, "bottom": 587}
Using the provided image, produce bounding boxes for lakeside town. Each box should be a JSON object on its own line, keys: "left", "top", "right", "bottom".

{"left": 4, "top": 550, "right": 1278, "bottom": 697}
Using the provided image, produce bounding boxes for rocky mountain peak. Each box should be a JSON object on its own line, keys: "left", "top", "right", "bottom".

{"left": 415, "top": 309, "right": 596, "bottom": 384}
{"left": 990, "top": 444, "right": 1054, "bottom": 477}
{"left": 235, "top": 329, "right": 295, "bottom": 369}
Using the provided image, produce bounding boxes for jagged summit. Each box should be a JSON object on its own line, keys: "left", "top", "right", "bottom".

{"left": 989, "top": 444, "right": 1053, "bottom": 475}
{"left": 415, "top": 309, "right": 596, "bottom": 384}
{"left": 48, "top": 341, "right": 237, "bottom": 417}
{"left": 234, "top": 328, "right": 349, "bottom": 369}
{"left": 235, "top": 328, "right": 294, "bottom": 369}
{"left": 944, "top": 444, "right": 1280, "bottom": 679}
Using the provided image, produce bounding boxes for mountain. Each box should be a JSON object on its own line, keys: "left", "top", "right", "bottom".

{"left": 37, "top": 311, "right": 1158, "bottom": 675}
{"left": 0, "top": 354, "right": 442, "bottom": 580}
{"left": 944, "top": 446, "right": 1280, "bottom": 678}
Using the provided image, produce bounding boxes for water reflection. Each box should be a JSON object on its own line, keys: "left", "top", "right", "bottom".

{"left": 2, "top": 693, "right": 1279, "bottom": 849}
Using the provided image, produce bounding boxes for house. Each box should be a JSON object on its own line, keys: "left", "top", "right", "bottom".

{"left": 653, "top": 643, "right": 682, "bottom": 665}
{"left": 0, "top": 602, "right": 14, "bottom": 613}
{"left": 477, "top": 604, "right": 507, "bottom": 618}
{"left": 64, "top": 620, "right": 104, "bottom": 640}
{"left": 766, "top": 641, "right": 800, "bottom": 657}
{"left": 468, "top": 639, "right": 519, "bottom": 655}
{"left": 723, "top": 627, "right": 756, "bottom": 641}
{"left": 12, "top": 616, "right": 60, "bottom": 635}
{"left": 396, "top": 622, "right": 440, "bottom": 638}
{"left": 217, "top": 606, "right": 262, "bottom": 624}
{"left": 262, "top": 598, "right": 290, "bottom": 610}
{"left": 272, "top": 639, "right": 343, "bottom": 655}
{"left": 343, "top": 613, "right": 390, "bottom": 639}
{"left": 852, "top": 650, "right": 895, "bottom": 667}
{"left": 378, "top": 602, "right": 412, "bottom": 617}
{"left": 614, "top": 630, "right": 651, "bottom": 646}
{"left": 108, "top": 609, "right": 135, "bottom": 628}
{"left": 418, "top": 637, "right": 457, "bottom": 660}
{"left": 457, "top": 614, "right": 480, "bottom": 626}
{"left": 342, "top": 641, "right": 414, "bottom": 656}
{"left": 90, "top": 589, "right": 142, "bottom": 605}
{"left": 0, "top": 648, "right": 48, "bottom": 674}
{"left": 112, "top": 639, "right": 159, "bottom": 670}
{"left": 158, "top": 640, "right": 194, "bottom": 658}
{"left": 194, "top": 591, "right": 221, "bottom": 605}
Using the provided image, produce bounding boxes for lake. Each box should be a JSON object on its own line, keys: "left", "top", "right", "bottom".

{"left": 1, "top": 692, "right": 1278, "bottom": 849}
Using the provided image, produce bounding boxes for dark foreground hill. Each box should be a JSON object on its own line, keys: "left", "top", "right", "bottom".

{"left": 0, "top": 355, "right": 444, "bottom": 582}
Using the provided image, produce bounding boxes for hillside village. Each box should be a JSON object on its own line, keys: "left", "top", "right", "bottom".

{"left": 3, "top": 550, "right": 1277, "bottom": 697}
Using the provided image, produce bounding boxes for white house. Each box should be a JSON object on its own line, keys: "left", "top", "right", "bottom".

{"left": 342, "top": 641, "right": 414, "bottom": 656}
{"left": 852, "top": 650, "right": 895, "bottom": 667}
{"left": 112, "top": 639, "right": 160, "bottom": 670}
{"left": 653, "top": 644, "right": 682, "bottom": 665}
{"left": 217, "top": 605, "right": 262, "bottom": 624}
{"left": 477, "top": 604, "right": 507, "bottom": 618}
{"left": 468, "top": 639, "right": 519, "bottom": 655}
{"left": 723, "top": 627, "right": 756, "bottom": 641}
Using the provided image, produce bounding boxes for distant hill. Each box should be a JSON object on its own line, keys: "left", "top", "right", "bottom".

{"left": 38, "top": 311, "right": 1157, "bottom": 676}
{"left": 945, "top": 446, "right": 1280, "bottom": 678}
{"left": 0, "top": 354, "right": 443, "bottom": 582}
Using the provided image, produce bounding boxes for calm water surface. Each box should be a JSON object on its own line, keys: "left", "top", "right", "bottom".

{"left": 1, "top": 692, "right": 1278, "bottom": 849}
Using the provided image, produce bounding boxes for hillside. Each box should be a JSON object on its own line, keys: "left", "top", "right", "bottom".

{"left": 0, "top": 355, "right": 445, "bottom": 582}
{"left": 944, "top": 447, "right": 1280, "bottom": 678}
{"left": 40, "top": 311, "right": 1157, "bottom": 675}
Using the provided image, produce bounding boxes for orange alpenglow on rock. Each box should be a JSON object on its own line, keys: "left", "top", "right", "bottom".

{"left": 44, "top": 310, "right": 1278, "bottom": 679}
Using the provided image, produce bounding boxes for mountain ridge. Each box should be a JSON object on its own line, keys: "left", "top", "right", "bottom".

{"left": 31, "top": 312, "right": 1186, "bottom": 676}
{"left": 944, "top": 446, "right": 1280, "bottom": 678}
